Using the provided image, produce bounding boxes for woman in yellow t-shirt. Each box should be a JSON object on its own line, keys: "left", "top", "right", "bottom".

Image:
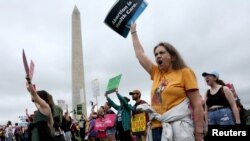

{"left": 130, "top": 23, "right": 204, "bottom": 141}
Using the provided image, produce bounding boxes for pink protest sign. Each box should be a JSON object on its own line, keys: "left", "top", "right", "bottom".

{"left": 29, "top": 60, "right": 35, "bottom": 79}
{"left": 33, "top": 84, "right": 36, "bottom": 91}
{"left": 104, "top": 114, "right": 116, "bottom": 128}
{"left": 94, "top": 118, "right": 106, "bottom": 131}
{"left": 23, "top": 50, "right": 36, "bottom": 88}
{"left": 22, "top": 49, "right": 29, "bottom": 75}
{"left": 94, "top": 114, "right": 116, "bottom": 131}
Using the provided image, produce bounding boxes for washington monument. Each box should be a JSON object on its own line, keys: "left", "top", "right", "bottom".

{"left": 72, "top": 5, "right": 87, "bottom": 117}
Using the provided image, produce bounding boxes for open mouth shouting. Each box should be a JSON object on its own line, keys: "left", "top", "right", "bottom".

{"left": 157, "top": 59, "right": 164, "bottom": 70}
{"left": 157, "top": 59, "right": 163, "bottom": 65}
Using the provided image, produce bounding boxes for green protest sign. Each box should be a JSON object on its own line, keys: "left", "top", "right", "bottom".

{"left": 76, "top": 104, "right": 82, "bottom": 115}
{"left": 106, "top": 74, "right": 122, "bottom": 94}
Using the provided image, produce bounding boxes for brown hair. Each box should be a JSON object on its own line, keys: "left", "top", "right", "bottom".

{"left": 37, "top": 90, "right": 54, "bottom": 115}
{"left": 153, "top": 42, "right": 187, "bottom": 70}
{"left": 216, "top": 79, "right": 226, "bottom": 86}
{"left": 98, "top": 106, "right": 105, "bottom": 117}
{"left": 105, "top": 102, "right": 111, "bottom": 108}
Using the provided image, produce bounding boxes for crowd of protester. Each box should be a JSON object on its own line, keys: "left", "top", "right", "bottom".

{"left": 2, "top": 23, "right": 250, "bottom": 141}
{"left": 1, "top": 83, "right": 249, "bottom": 141}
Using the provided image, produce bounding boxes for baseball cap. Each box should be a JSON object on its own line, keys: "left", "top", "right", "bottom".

{"left": 129, "top": 89, "right": 141, "bottom": 96}
{"left": 202, "top": 71, "right": 219, "bottom": 78}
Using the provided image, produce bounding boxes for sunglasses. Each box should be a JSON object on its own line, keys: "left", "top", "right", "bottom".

{"left": 130, "top": 93, "right": 138, "bottom": 95}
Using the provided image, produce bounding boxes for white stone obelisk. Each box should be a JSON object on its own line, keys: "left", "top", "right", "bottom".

{"left": 72, "top": 5, "right": 87, "bottom": 117}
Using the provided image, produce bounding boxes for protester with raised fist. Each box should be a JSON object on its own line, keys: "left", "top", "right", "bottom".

{"left": 130, "top": 23, "right": 204, "bottom": 141}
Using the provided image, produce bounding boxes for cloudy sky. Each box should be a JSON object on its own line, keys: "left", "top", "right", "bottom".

{"left": 0, "top": 0, "right": 249, "bottom": 125}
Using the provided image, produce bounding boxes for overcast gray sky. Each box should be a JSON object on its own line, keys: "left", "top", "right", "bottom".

{"left": 0, "top": 0, "right": 249, "bottom": 125}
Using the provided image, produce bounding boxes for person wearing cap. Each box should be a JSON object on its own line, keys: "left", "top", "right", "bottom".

{"left": 129, "top": 90, "right": 149, "bottom": 141}
{"left": 130, "top": 23, "right": 204, "bottom": 141}
{"left": 202, "top": 71, "right": 240, "bottom": 125}
{"left": 105, "top": 89, "right": 133, "bottom": 141}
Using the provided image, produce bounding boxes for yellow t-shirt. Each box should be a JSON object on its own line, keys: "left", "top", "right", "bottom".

{"left": 150, "top": 65, "right": 198, "bottom": 128}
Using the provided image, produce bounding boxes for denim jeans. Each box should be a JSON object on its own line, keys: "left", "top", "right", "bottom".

{"left": 106, "top": 127, "right": 116, "bottom": 135}
{"left": 152, "top": 127, "right": 162, "bottom": 141}
{"left": 5, "top": 137, "right": 14, "bottom": 141}
{"left": 208, "top": 107, "right": 235, "bottom": 125}
{"left": 64, "top": 131, "right": 72, "bottom": 141}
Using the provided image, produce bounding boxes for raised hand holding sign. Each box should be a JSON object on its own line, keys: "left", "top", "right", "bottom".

{"left": 29, "top": 60, "right": 35, "bottom": 79}
{"left": 22, "top": 49, "right": 29, "bottom": 75}
{"left": 22, "top": 49, "right": 36, "bottom": 89}
{"left": 104, "top": 0, "right": 148, "bottom": 38}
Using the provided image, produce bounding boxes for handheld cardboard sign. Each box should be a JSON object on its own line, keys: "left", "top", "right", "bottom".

{"left": 106, "top": 74, "right": 122, "bottom": 94}
{"left": 104, "top": 0, "right": 148, "bottom": 38}
{"left": 22, "top": 49, "right": 29, "bottom": 75}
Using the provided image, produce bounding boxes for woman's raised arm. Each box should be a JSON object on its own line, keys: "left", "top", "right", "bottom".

{"left": 130, "top": 23, "right": 153, "bottom": 74}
